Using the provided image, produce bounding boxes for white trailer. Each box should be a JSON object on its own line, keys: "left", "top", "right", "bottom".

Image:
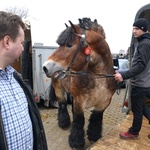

{"left": 32, "top": 45, "right": 57, "bottom": 107}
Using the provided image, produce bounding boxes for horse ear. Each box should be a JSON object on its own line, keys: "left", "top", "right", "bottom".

{"left": 94, "top": 19, "right": 98, "bottom": 24}
{"left": 68, "top": 20, "right": 77, "bottom": 33}
{"left": 65, "top": 23, "right": 69, "bottom": 28}
{"left": 78, "top": 18, "right": 82, "bottom": 24}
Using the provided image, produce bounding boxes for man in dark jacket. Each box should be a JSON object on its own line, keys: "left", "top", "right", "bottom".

{"left": 0, "top": 11, "right": 48, "bottom": 150}
{"left": 114, "top": 18, "right": 150, "bottom": 140}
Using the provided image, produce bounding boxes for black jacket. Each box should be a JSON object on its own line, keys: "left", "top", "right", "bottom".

{"left": 0, "top": 71, "right": 48, "bottom": 150}
{"left": 121, "top": 33, "right": 150, "bottom": 87}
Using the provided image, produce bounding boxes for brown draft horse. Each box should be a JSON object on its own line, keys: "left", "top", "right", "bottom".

{"left": 43, "top": 18, "right": 117, "bottom": 150}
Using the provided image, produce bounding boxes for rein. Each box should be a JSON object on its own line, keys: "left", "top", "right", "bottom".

{"left": 62, "top": 70, "right": 114, "bottom": 78}
{"left": 61, "top": 69, "right": 120, "bottom": 95}
{"left": 66, "top": 38, "right": 85, "bottom": 72}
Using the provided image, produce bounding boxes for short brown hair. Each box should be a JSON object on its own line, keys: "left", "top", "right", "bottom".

{"left": 0, "top": 11, "right": 25, "bottom": 41}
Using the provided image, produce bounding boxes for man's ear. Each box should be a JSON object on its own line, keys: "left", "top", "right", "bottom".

{"left": 3, "top": 35, "right": 11, "bottom": 49}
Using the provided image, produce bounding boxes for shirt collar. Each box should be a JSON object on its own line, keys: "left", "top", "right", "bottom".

{"left": 0, "top": 65, "right": 15, "bottom": 74}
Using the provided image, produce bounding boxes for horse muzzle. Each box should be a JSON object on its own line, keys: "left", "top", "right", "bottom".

{"left": 43, "top": 61, "right": 66, "bottom": 79}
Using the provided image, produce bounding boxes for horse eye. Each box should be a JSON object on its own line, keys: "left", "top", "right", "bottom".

{"left": 66, "top": 44, "right": 73, "bottom": 48}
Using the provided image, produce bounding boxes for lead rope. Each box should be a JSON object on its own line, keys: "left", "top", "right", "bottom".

{"left": 116, "top": 82, "right": 121, "bottom": 95}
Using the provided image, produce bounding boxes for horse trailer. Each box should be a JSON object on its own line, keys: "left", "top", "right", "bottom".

{"left": 31, "top": 45, "right": 57, "bottom": 107}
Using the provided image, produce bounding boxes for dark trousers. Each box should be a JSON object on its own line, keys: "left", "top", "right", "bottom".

{"left": 129, "top": 86, "right": 150, "bottom": 135}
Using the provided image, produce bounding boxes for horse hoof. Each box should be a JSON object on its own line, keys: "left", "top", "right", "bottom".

{"left": 61, "top": 125, "right": 70, "bottom": 130}
{"left": 89, "top": 140, "right": 95, "bottom": 144}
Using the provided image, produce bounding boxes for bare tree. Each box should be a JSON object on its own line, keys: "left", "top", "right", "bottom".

{"left": 4, "top": 6, "right": 29, "bottom": 20}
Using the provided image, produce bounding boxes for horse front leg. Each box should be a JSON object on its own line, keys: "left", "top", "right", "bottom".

{"left": 58, "top": 92, "right": 73, "bottom": 128}
{"left": 58, "top": 101, "right": 71, "bottom": 129}
{"left": 69, "top": 102, "right": 85, "bottom": 150}
{"left": 87, "top": 110, "right": 103, "bottom": 142}
{"left": 52, "top": 80, "right": 71, "bottom": 129}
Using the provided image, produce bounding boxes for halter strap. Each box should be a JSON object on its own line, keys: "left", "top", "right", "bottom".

{"left": 66, "top": 38, "right": 85, "bottom": 72}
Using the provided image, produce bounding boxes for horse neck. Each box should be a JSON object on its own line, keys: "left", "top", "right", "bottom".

{"left": 88, "top": 50, "right": 114, "bottom": 74}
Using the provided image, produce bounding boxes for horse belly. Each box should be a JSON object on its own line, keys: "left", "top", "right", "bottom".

{"left": 85, "top": 84, "right": 114, "bottom": 111}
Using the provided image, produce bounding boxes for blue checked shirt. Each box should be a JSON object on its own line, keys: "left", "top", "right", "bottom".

{"left": 0, "top": 66, "right": 33, "bottom": 150}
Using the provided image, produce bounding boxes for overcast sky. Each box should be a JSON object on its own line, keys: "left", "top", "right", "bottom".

{"left": 0, "top": 0, "right": 150, "bottom": 53}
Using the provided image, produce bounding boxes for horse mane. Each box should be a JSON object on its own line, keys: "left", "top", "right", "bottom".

{"left": 78, "top": 17, "right": 106, "bottom": 39}
{"left": 56, "top": 18, "right": 106, "bottom": 46}
{"left": 56, "top": 27, "right": 75, "bottom": 46}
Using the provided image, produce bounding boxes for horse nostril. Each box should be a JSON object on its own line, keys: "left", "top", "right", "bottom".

{"left": 43, "top": 66, "right": 48, "bottom": 74}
